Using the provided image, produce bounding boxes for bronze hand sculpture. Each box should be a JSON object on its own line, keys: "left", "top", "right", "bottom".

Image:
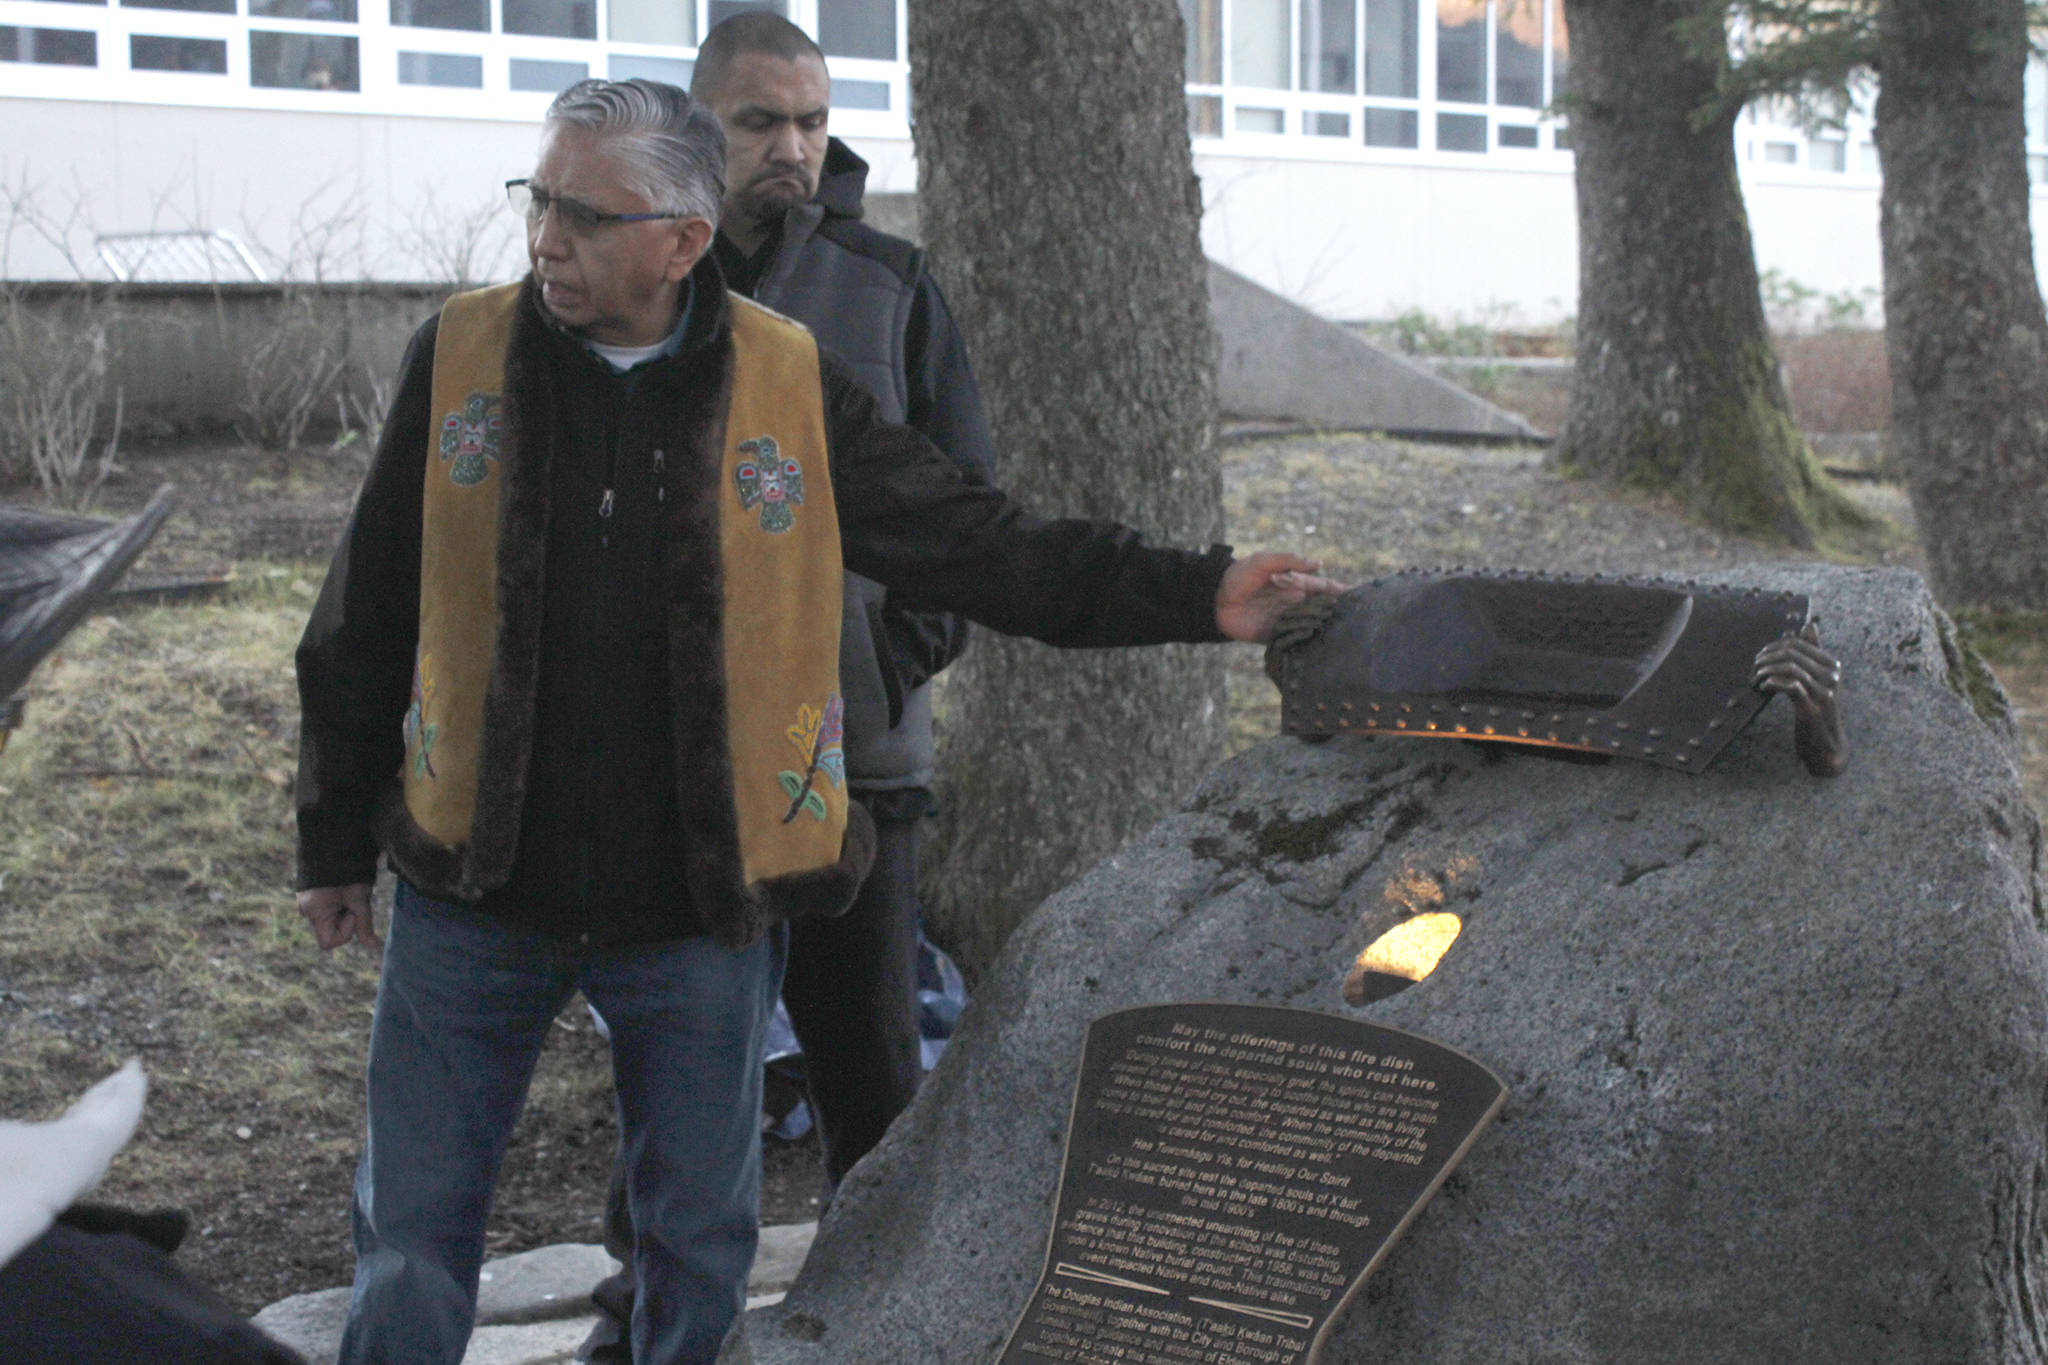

{"left": 1752, "top": 620, "right": 1847, "bottom": 778}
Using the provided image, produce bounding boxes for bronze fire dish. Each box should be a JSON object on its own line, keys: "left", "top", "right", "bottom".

{"left": 1265, "top": 569, "right": 1847, "bottom": 777}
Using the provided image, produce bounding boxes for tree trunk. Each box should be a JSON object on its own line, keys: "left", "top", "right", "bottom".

{"left": 1558, "top": 0, "right": 1862, "bottom": 546}
{"left": 1875, "top": 0, "right": 2048, "bottom": 610}
{"left": 907, "top": 0, "right": 1225, "bottom": 977}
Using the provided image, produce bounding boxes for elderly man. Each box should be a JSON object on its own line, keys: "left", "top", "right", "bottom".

{"left": 295, "top": 78, "right": 1333, "bottom": 1365}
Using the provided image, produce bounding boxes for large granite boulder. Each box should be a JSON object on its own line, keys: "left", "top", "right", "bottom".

{"left": 732, "top": 565, "right": 2048, "bottom": 1364}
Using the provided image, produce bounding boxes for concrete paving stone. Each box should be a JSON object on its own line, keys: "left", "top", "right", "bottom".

{"left": 747, "top": 1221, "right": 816, "bottom": 1298}
{"left": 250, "top": 1285, "right": 349, "bottom": 1365}
{"left": 461, "top": 1315, "right": 597, "bottom": 1365}
{"left": 476, "top": 1242, "right": 619, "bottom": 1325}
{"left": 254, "top": 1224, "right": 816, "bottom": 1363}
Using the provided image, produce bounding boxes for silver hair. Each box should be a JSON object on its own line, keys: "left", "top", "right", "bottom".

{"left": 544, "top": 78, "right": 725, "bottom": 224}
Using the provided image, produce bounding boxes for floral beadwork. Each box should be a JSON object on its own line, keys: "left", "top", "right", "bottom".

{"left": 777, "top": 693, "right": 845, "bottom": 823}
{"left": 403, "top": 648, "right": 439, "bottom": 780}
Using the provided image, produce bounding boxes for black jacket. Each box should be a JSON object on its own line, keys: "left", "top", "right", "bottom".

{"left": 717, "top": 139, "right": 993, "bottom": 791}
{"left": 295, "top": 264, "right": 1230, "bottom": 946}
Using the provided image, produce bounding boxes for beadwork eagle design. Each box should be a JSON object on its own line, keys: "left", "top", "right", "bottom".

{"left": 438, "top": 393, "right": 502, "bottom": 488}
{"left": 734, "top": 435, "right": 804, "bottom": 533}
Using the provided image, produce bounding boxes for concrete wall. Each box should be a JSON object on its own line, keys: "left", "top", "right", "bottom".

{"left": 10, "top": 281, "right": 446, "bottom": 436}
{"left": 1190, "top": 149, "right": 1914, "bottom": 327}
{"left": 24, "top": 268, "right": 1548, "bottom": 442}
{"left": 1191, "top": 150, "right": 1581, "bottom": 326}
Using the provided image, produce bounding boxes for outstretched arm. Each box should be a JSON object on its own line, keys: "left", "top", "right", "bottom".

{"left": 1754, "top": 620, "right": 1847, "bottom": 778}
{"left": 1216, "top": 554, "right": 1349, "bottom": 643}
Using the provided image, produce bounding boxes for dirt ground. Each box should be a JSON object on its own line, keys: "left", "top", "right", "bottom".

{"left": 1, "top": 427, "right": 2040, "bottom": 1317}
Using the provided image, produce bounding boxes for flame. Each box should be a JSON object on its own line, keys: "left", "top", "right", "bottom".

{"left": 1355, "top": 912, "right": 1463, "bottom": 983}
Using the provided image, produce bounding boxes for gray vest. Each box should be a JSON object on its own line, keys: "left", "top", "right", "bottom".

{"left": 755, "top": 202, "right": 936, "bottom": 792}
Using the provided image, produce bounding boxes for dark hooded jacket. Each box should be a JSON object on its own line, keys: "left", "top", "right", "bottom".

{"left": 295, "top": 262, "right": 1230, "bottom": 948}
{"left": 716, "top": 139, "right": 993, "bottom": 792}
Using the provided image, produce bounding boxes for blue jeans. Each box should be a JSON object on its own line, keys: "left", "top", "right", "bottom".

{"left": 337, "top": 883, "right": 784, "bottom": 1365}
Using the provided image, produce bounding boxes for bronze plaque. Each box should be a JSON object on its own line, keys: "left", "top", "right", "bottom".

{"left": 998, "top": 1003, "right": 1506, "bottom": 1365}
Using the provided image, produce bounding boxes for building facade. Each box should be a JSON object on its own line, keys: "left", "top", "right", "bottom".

{"left": 3, "top": 0, "right": 2046, "bottom": 323}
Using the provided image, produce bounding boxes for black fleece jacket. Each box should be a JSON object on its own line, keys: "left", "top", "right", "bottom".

{"left": 295, "top": 263, "right": 1231, "bottom": 944}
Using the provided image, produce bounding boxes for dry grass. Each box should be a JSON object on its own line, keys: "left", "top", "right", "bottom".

{"left": 0, "top": 570, "right": 385, "bottom": 1306}
{"left": 0, "top": 571, "right": 629, "bottom": 1297}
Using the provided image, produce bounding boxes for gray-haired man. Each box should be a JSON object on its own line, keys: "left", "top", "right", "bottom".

{"left": 295, "top": 78, "right": 1338, "bottom": 1364}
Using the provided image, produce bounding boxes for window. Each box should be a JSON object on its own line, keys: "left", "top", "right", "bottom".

{"left": 252, "top": 0, "right": 358, "bottom": 20}
{"left": 818, "top": 0, "right": 893, "bottom": 61}
{"left": 26, "top": 0, "right": 913, "bottom": 126}
{"left": 131, "top": 33, "right": 226, "bottom": 69}
{"left": 1, "top": 25, "right": 96, "bottom": 63}
{"left": 610, "top": 0, "right": 691, "bottom": 49}
{"left": 1808, "top": 137, "right": 1845, "bottom": 173}
{"left": 1233, "top": 0, "right": 1289, "bottom": 89}
{"left": 1188, "top": 0, "right": 1565, "bottom": 156}
{"left": 122, "top": 0, "right": 235, "bottom": 13}
{"left": 829, "top": 77, "right": 888, "bottom": 109}
{"left": 1362, "top": 0, "right": 1414, "bottom": 97}
{"left": 1183, "top": 0, "right": 1221, "bottom": 83}
{"left": 1547, "top": 0, "right": 1567, "bottom": 98}
{"left": 1436, "top": 0, "right": 1484, "bottom": 104}
{"left": 1494, "top": 1, "right": 1539, "bottom": 106}
{"left": 510, "top": 55, "right": 585, "bottom": 90}
{"left": 1363, "top": 106, "right": 1416, "bottom": 147}
{"left": 398, "top": 49, "right": 481, "bottom": 85}
{"left": 250, "top": 31, "right": 359, "bottom": 87}
{"left": 1301, "top": 0, "right": 1356, "bottom": 93}
{"left": 390, "top": 0, "right": 486, "bottom": 31}
{"left": 611, "top": 53, "right": 692, "bottom": 84}
{"left": 503, "top": 0, "right": 594, "bottom": 41}
{"left": 1437, "top": 110, "right": 1484, "bottom": 151}
{"left": 708, "top": 0, "right": 781, "bottom": 27}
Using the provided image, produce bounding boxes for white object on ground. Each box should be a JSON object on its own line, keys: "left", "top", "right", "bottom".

{"left": 0, "top": 1058, "right": 147, "bottom": 1269}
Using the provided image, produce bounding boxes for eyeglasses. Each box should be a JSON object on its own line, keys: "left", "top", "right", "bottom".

{"left": 505, "top": 179, "right": 685, "bottom": 233}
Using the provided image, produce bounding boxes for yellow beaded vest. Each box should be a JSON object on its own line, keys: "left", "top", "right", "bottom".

{"left": 402, "top": 281, "right": 850, "bottom": 900}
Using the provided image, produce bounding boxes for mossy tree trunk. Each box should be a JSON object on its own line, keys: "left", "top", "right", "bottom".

{"left": 1558, "top": 0, "right": 1860, "bottom": 546}
{"left": 907, "top": 0, "right": 1225, "bottom": 976}
{"left": 1875, "top": 0, "right": 2048, "bottom": 610}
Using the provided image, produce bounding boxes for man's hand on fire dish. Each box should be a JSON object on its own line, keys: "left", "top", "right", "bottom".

{"left": 1217, "top": 553, "right": 1349, "bottom": 644}
{"left": 1754, "top": 620, "right": 1848, "bottom": 778}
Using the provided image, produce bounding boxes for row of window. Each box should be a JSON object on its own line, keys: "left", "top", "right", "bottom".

{"left": 0, "top": 0, "right": 899, "bottom": 106}
{"left": 0, "top": 20, "right": 898, "bottom": 99}
{"left": 13, "top": 0, "right": 2047, "bottom": 183}
{"left": 1183, "top": 0, "right": 1570, "bottom": 154}
{"left": 3, "top": 0, "right": 889, "bottom": 51}
{"left": 5, "top": 23, "right": 357, "bottom": 84}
